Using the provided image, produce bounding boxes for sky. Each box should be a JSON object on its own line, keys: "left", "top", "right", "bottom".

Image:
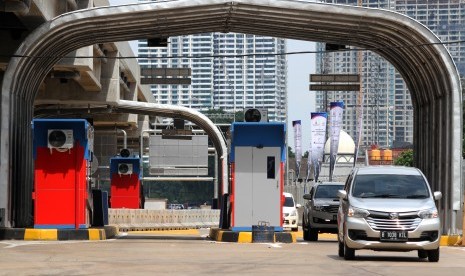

{"left": 109, "top": 0, "right": 316, "bottom": 152}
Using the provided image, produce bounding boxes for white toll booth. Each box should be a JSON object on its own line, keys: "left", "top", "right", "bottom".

{"left": 229, "top": 122, "right": 286, "bottom": 231}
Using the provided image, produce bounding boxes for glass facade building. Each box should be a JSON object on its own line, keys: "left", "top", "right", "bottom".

{"left": 138, "top": 1, "right": 287, "bottom": 122}
{"left": 315, "top": 0, "right": 465, "bottom": 149}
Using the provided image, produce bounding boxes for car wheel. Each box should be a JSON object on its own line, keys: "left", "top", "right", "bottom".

{"left": 338, "top": 239, "right": 344, "bottom": 257}
{"left": 344, "top": 241, "right": 355, "bottom": 260}
{"left": 418, "top": 250, "right": 428, "bottom": 259}
{"left": 309, "top": 228, "right": 318, "bottom": 241}
{"left": 427, "top": 248, "right": 440, "bottom": 262}
{"left": 302, "top": 216, "right": 310, "bottom": 241}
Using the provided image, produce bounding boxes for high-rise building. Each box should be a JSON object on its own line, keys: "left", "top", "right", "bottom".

{"left": 315, "top": 0, "right": 465, "bottom": 149}
{"left": 138, "top": 1, "right": 287, "bottom": 122}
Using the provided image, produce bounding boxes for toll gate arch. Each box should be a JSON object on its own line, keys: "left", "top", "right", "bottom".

{"left": 0, "top": 0, "right": 461, "bottom": 233}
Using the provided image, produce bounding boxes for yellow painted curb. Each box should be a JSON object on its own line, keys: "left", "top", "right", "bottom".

{"left": 217, "top": 230, "right": 223, "bottom": 241}
{"left": 238, "top": 232, "right": 252, "bottom": 243}
{"left": 440, "top": 235, "right": 461, "bottom": 246}
{"left": 291, "top": 232, "right": 297, "bottom": 243}
{"left": 24, "top": 229, "right": 57, "bottom": 241}
{"left": 88, "top": 229, "right": 102, "bottom": 240}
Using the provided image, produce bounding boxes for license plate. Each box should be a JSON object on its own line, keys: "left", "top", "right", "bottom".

{"left": 380, "top": 230, "right": 408, "bottom": 242}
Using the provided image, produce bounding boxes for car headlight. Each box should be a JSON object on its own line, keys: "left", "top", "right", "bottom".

{"left": 348, "top": 207, "right": 370, "bottom": 218}
{"left": 418, "top": 208, "right": 438, "bottom": 219}
{"left": 291, "top": 210, "right": 297, "bottom": 216}
{"left": 314, "top": 205, "right": 323, "bottom": 211}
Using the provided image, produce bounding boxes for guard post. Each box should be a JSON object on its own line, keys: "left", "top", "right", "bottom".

{"left": 229, "top": 122, "right": 286, "bottom": 231}
{"left": 109, "top": 152, "right": 143, "bottom": 209}
{"left": 32, "top": 119, "right": 93, "bottom": 229}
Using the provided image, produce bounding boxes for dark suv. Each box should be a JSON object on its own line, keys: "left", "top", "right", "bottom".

{"left": 302, "top": 182, "right": 344, "bottom": 241}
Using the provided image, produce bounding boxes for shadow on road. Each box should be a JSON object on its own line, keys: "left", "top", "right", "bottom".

{"left": 296, "top": 239, "right": 338, "bottom": 243}
{"left": 327, "top": 254, "right": 427, "bottom": 262}
{"left": 116, "top": 235, "right": 207, "bottom": 241}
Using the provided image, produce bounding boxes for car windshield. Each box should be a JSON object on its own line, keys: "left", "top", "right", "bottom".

{"left": 314, "top": 185, "right": 344, "bottom": 199}
{"left": 284, "top": 196, "right": 295, "bottom": 207}
{"left": 352, "top": 174, "right": 430, "bottom": 199}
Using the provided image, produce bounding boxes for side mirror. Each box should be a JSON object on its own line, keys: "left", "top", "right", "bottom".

{"left": 433, "top": 191, "right": 442, "bottom": 201}
{"left": 303, "top": 194, "right": 312, "bottom": 200}
{"left": 296, "top": 203, "right": 302, "bottom": 208}
{"left": 337, "top": 190, "right": 347, "bottom": 200}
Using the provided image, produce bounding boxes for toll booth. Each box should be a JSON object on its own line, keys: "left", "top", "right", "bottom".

{"left": 32, "top": 119, "right": 93, "bottom": 229}
{"left": 110, "top": 155, "right": 143, "bottom": 209}
{"left": 229, "top": 122, "right": 286, "bottom": 231}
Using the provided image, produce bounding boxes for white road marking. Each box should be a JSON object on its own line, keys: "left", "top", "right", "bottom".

{"left": 0, "top": 239, "right": 113, "bottom": 249}
{"left": 265, "top": 243, "right": 282, "bottom": 248}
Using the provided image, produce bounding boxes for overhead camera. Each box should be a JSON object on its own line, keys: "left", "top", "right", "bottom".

{"left": 244, "top": 108, "right": 268, "bottom": 122}
{"left": 120, "top": 148, "right": 130, "bottom": 158}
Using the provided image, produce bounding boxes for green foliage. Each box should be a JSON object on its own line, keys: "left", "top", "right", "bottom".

{"left": 394, "top": 149, "right": 413, "bottom": 167}
{"left": 303, "top": 151, "right": 309, "bottom": 158}
{"left": 235, "top": 110, "right": 244, "bottom": 122}
{"left": 288, "top": 146, "right": 295, "bottom": 158}
{"left": 202, "top": 108, "right": 244, "bottom": 124}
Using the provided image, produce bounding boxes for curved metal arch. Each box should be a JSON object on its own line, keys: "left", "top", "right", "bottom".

{"left": 0, "top": 0, "right": 461, "bottom": 231}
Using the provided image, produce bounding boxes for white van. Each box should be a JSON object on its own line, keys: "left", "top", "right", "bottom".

{"left": 337, "top": 166, "right": 442, "bottom": 262}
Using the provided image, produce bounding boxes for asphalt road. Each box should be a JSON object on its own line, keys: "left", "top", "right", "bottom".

{"left": 1, "top": 230, "right": 464, "bottom": 276}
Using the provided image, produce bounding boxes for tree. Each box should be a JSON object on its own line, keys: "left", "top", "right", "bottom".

{"left": 234, "top": 111, "right": 244, "bottom": 122}
{"left": 394, "top": 149, "right": 413, "bottom": 167}
{"left": 303, "top": 151, "right": 309, "bottom": 158}
{"left": 288, "top": 146, "right": 295, "bottom": 158}
{"left": 203, "top": 109, "right": 244, "bottom": 124}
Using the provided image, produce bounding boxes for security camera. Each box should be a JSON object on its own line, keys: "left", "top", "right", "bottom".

{"left": 120, "top": 148, "right": 130, "bottom": 158}
{"left": 244, "top": 108, "right": 268, "bottom": 122}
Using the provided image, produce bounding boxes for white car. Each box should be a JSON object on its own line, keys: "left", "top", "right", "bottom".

{"left": 283, "top": 192, "right": 301, "bottom": 231}
{"left": 338, "top": 166, "right": 442, "bottom": 262}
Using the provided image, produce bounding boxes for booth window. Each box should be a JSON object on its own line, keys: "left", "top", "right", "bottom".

{"left": 267, "top": 156, "right": 275, "bottom": 179}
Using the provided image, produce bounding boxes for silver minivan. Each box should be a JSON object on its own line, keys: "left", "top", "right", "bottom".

{"left": 337, "top": 166, "right": 442, "bottom": 262}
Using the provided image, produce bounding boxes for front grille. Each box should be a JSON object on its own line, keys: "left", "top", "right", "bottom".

{"left": 366, "top": 211, "right": 421, "bottom": 231}
{"left": 320, "top": 205, "right": 339, "bottom": 213}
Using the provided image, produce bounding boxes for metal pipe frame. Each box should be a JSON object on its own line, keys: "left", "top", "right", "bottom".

{"left": 0, "top": 0, "right": 462, "bottom": 233}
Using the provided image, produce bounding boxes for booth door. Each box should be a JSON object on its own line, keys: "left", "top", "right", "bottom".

{"left": 251, "top": 147, "right": 281, "bottom": 227}
{"left": 234, "top": 146, "right": 281, "bottom": 228}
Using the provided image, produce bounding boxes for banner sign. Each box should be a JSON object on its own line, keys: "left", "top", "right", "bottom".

{"left": 310, "top": 112, "right": 327, "bottom": 182}
{"left": 329, "top": 101, "right": 344, "bottom": 181}
{"left": 292, "top": 120, "right": 302, "bottom": 180}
